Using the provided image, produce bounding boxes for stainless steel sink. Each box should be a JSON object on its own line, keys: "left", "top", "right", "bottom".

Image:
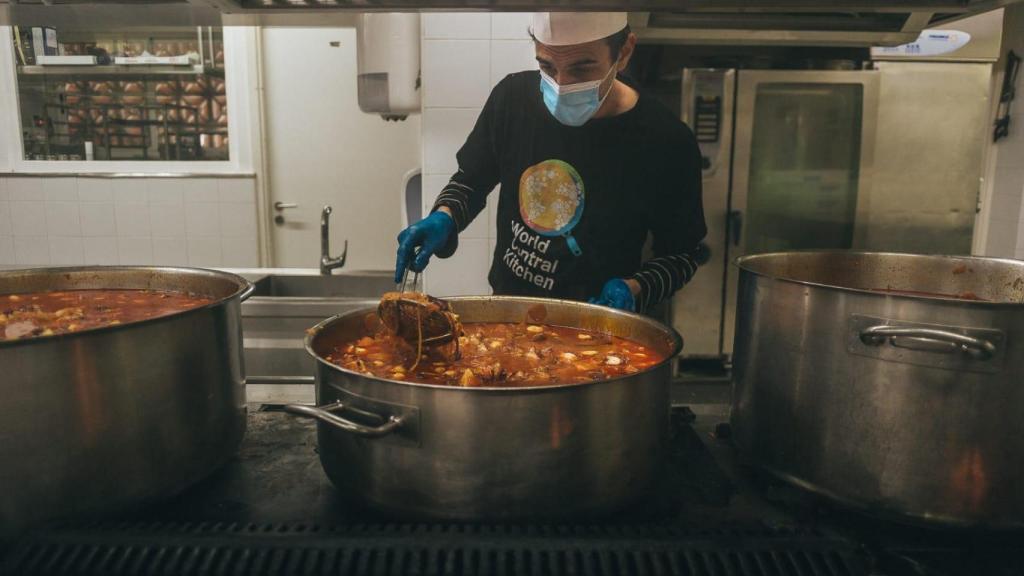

{"left": 249, "top": 271, "right": 393, "bottom": 298}
{"left": 240, "top": 271, "right": 393, "bottom": 387}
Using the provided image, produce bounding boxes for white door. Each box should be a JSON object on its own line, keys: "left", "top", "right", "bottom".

{"left": 261, "top": 27, "right": 421, "bottom": 269}
{"left": 723, "top": 70, "right": 879, "bottom": 355}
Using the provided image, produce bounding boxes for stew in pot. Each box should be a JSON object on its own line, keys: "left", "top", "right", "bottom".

{"left": 324, "top": 321, "right": 664, "bottom": 387}
{"left": 1, "top": 289, "right": 213, "bottom": 341}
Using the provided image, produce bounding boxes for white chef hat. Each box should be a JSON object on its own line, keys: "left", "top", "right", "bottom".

{"left": 530, "top": 12, "right": 629, "bottom": 46}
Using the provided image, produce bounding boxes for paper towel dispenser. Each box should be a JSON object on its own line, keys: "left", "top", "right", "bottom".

{"left": 356, "top": 13, "right": 420, "bottom": 121}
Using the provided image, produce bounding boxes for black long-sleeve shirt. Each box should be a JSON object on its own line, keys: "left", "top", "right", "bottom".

{"left": 433, "top": 71, "right": 706, "bottom": 313}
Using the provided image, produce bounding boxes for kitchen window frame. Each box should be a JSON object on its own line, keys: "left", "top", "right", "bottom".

{"left": 0, "top": 24, "right": 258, "bottom": 176}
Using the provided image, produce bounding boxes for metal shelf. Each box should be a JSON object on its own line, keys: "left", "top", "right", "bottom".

{"left": 28, "top": 100, "right": 225, "bottom": 161}
{"left": 17, "top": 65, "right": 224, "bottom": 77}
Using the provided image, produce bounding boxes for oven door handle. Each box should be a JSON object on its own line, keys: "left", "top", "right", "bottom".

{"left": 282, "top": 401, "right": 404, "bottom": 438}
{"left": 859, "top": 325, "right": 997, "bottom": 361}
{"left": 727, "top": 210, "right": 743, "bottom": 247}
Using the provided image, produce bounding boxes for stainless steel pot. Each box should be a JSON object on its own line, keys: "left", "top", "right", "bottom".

{"left": 0, "top": 266, "right": 252, "bottom": 537}
{"left": 731, "top": 251, "right": 1024, "bottom": 529}
{"left": 284, "top": 296, "right": 681, "bottom": 520}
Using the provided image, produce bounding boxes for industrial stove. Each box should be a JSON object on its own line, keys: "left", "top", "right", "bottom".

{"left": 1, "top": 397, "right": 1020, "bottom": 576}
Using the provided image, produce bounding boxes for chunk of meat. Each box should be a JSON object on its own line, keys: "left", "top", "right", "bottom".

{"left": 377, "top": 291, "right": 462, "bottom": 346}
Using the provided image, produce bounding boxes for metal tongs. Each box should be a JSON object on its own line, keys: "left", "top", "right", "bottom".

{"left": 380, "top": 263, "right": 457, "bottom": 347}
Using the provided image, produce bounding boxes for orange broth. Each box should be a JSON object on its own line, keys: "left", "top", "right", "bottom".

{"left": 1, "top": 289, "right": 213, "bottom": 341}
{"left": 324, "top": 322, "right": 664, "bottom": 387}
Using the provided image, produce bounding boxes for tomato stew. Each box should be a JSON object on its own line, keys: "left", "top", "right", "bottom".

{"left": 324, "top": 322, "right": 664, "bottom": 387}
{"left": 1, "top": 289, "right": 214, "bottom": 341}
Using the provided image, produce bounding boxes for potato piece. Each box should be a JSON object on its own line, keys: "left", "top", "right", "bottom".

{"left": 559, "top": 352, "right": 577, "bottom": 362}
{"left": 605, "top": 355, "right": 622, "bottom": 366}
{"left": 577, "top": 333, "right": 592, "bottom": 340}
{"left": 526, "top": 325, "right": 544, "bottom": 333}
{"left": 459, "top": 369, "right": 479, "bottom": 387}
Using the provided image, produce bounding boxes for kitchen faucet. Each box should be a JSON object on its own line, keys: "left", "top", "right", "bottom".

{"left": 320, "top": 205, "right": 348, "bottom": 275}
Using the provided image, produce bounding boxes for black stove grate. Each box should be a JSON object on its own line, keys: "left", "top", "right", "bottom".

{"left": 1, "top": 523, "right": 869, "bottom": 576}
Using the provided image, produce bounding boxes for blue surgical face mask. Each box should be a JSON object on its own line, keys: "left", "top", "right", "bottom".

{"left": 539, "top": 59, "right": 619, "bottom": 127}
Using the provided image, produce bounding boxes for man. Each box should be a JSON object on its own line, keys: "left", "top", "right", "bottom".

{"left": 396, "top": 12, "right": 706, "bottom": 313}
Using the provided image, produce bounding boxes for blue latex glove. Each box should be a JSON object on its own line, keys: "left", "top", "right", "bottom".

{"left": 394, "top": 211, "right": 456, "bottom": 283}
{"left": 588, "top": 278, "right": 636, "bottom": 312}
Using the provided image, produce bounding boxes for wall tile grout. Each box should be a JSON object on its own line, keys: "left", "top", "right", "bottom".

{"left": 0, "top": 176, "right": 259, "bottom": 267}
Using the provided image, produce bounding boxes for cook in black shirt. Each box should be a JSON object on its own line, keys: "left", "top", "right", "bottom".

{"left": 395, "top": 12, "right": 706, "bottom": 313}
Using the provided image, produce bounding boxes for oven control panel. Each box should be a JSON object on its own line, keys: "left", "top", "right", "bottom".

{"left": 682, "top": 69, "right": 729, "bottom": 177}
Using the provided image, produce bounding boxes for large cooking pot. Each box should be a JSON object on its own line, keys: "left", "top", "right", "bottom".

{"left": 0, "top": 266, "right": 252, "bottom": 537}
{"left": 731, "top": 251, "right": 1024, "bottom": 529}
{"left": 284, "top": 296, "right": 681, "bottom": 520}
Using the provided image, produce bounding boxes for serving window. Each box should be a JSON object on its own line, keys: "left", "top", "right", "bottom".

{"left": 11, "top": 26, "right": 228, "bottom": 162}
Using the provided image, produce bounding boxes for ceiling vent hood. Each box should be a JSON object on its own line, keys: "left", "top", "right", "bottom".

{"left": 628, "top": 1, "right": 1016, "bottom": 47}
{"left": 628, "top": 11, "right": 936, "bottom": 47}
{"left": 0, "top": 0, "right": 1018, "bottom": 46}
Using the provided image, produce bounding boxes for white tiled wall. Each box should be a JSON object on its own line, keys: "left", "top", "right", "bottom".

{"left": 420, "top": 13, "right": 534, "bottom": 296}
{"left": 0, "top": 176, "right": 259, "bottom": 267}
{"left": 983, "top": 5, "right": 1024, "bottom": 259}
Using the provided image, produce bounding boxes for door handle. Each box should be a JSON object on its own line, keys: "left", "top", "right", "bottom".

{"left": 274, "top": 201, "right": 298, "bottom": 211}
{"left": 728, "top": 210, "right": 743, "bottom": 247}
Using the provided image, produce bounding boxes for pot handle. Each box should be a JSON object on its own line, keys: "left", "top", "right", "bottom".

{"left": 239, "top": 281, "right": 256, "bottom": 302}
{"left": 282, "top": 401, "right": 404, "bottom": 438}
{"left": 859, "top": 325, "right": 997, "bottom": 361}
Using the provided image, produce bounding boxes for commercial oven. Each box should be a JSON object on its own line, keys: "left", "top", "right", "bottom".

{"left": 674, "top": 61, "right": 992, "bottom": 361}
